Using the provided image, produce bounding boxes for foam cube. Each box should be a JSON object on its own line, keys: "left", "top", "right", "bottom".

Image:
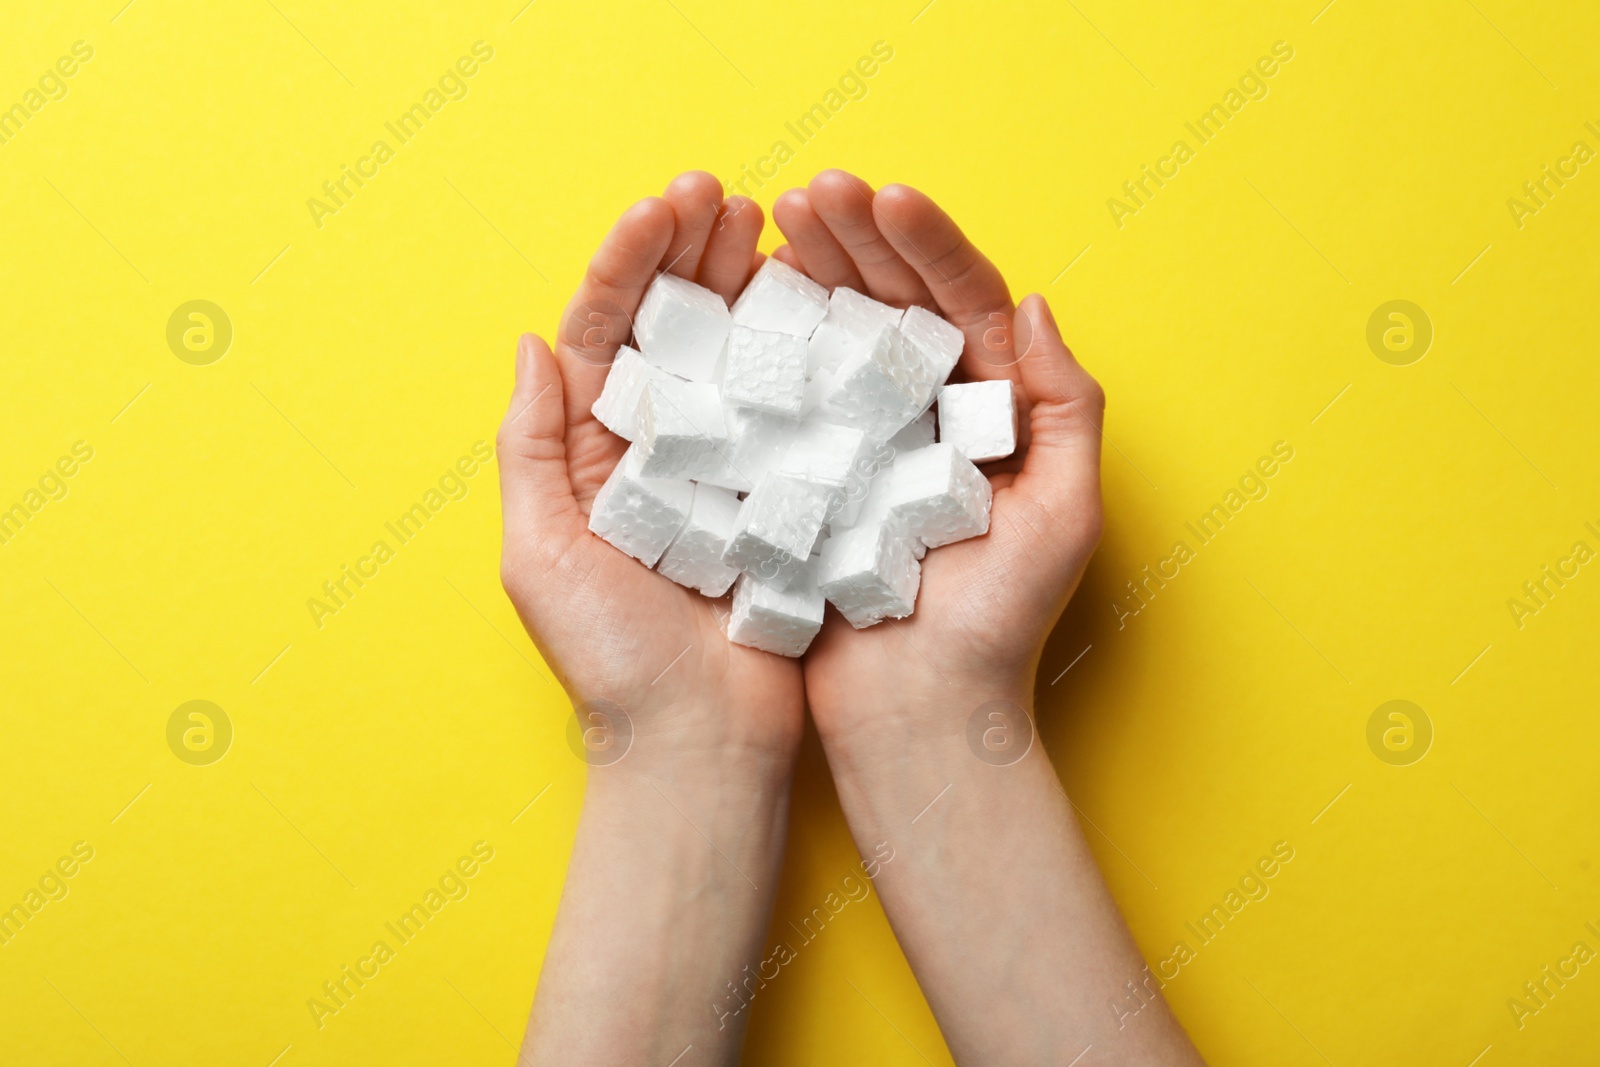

{"left": 635, "top": 379, "right": 730, "bottom": 480}
{"left": 777, "top": 419, "right": 872, "bottom": 526}
{"left": 884, "top": 443, "right": 992, "bottom": 549}
{"left": 817, "top": 522, "right": 921, "bottom": 629}
{"left": 721, "top": 473, "right": 830, "bottom": 587}
{"left": 888, "top": 407, "right": 936, "bottom": 455}
{"left": 721, "top": 325, "right": 807, "bottom": 418}
{"left": 820, "top": 324, "right": 924, "bottom": 439}
{"left": 697, "top": 406, "right": 790, "bottom": 493}
{"left": 832, "top": 466, "right": 926, "bottom": 559}
{"left": 900, "top": 304, "right": 966, "bottom": 410}
{"left": 656, "top": 484, "right": 742, "bottom": 597}
{"left": 634, "top": 272, "right": 730, "bottom": 382}
{"left": 591, "top": 345, "right": 673, "bottom": 442}
{"left": 586, "top": 446, "right": 694, "bottom": 566}
{"left": 800, "top": 365, "right": 835, "bottom": 418}
{"left": 937, "top": 380, "right": 1017, "bottom": 462}
{"left": 584, "top": 255, "right": 993, "bottom": 652}
{"left": 730, "top": 257, "right": 829, "bottom": 337}
{"left": 810, "top": 523, "right": 831, "bottom": 556}
{"left": 727, "top": 567, "right": 824, "bottom": 657}
{"left": 808, "top": 287, "right": 904, "bottom": 378}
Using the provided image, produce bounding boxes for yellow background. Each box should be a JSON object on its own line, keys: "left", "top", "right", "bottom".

{"left": 2, "top": 0, "right": 1597, "bottom": 1063}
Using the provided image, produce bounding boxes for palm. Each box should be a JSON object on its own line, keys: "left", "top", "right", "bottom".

{"left": 499, "top": 173, "right": 804, "bottom": 753}
{"left": 760, "top": 172, "right": 1104, "bottom": 718}
{"left": 804, "top": 488, "right": 1090, "bottom": 710}
{"left": 501, "top": 170, "right": 1101, "bottom": 751}
{"left": 539, "top": 519, "right": 801, "bottom": 730}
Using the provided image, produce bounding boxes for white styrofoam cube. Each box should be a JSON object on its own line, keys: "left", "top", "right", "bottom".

{"left": 586, "top": 446, "right": 695, "bottom": 566}
{"left": 885, "top": 443, "right": 992, "bottom": 549}
{"left": 820, "top": 324, "right": 924, "bottom": 438}
{"left": 800, "top": 365, "right": 835, "bottom": 418}
{"left": 900, "top": 304, "right": 966, "bottom": 409}
{"left": 777, "top": 419, "right": 872, "bottom": 526}
{"left": 808, "top": 287, "right": 904, "bottom": 378}
{"left": 633, "top": 272, "right": 731, "bottom": 382}
{"left": 635, "top": 379, "right": 730, "bottom": 480}
{"left": 656, "top": 484, "right": 742, "bottom": 597}
{"left": 817, "top": 521, "right": 921, "bottom": 629}
{"left": 586, "top": 278, "right": 983, "bottom": 647}
{"left": 810, "top": 523, "right": 831, "bottom": 556}
{"left": 846, "top": 436, "right": 898, "bottom": 523}
{"left": 591, "top": 345, "right": 672, "bottom": 442}
{"left": 777, "top": 420, "right": 869, "bottom": 491}
{"left": 938, "top": 380, "right": 1017, "bottom": 462}
{"left": 697, "top": 406, "right": 791, "bottom": 493}
{"left": 730, "top": 257, "right": 829, "bottom": 337}
{"left": 888, "top": 407, "right": 936, "bottom": 455}
{"left": 721, "top": 325, "right": 807, "bottom": 418}
{"left": 726, "top": 567, "right": 824, "bottom": 657}
{"left": 721, "top": 473, "right": 830, "bottom": 587}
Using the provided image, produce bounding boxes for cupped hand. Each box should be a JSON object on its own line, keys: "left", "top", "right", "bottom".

{"left": 771, "top": 170, "right": 1107, "bottom": 739}
{"left": 497, "top": 172, "right": 804, "bottom": 766}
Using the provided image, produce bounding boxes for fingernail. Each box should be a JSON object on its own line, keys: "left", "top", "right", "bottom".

{"left": 516, "top": 333, "right": 536, "bottom": 383}
{"left": 1027, "top": 294, "right": 1058, "bottom": 333}
{"left": 1012, "top": 305, "right": 1035, "bottom": 363}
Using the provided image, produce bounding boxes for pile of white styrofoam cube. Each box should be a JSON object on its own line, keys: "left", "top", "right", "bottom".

{"left": 587, "top": 259, "right": 1018, "bottom": 657}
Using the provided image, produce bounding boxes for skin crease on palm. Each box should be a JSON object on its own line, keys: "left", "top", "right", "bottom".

{"left": 500, "top": 170, "right": 1206, "bottom": 1065}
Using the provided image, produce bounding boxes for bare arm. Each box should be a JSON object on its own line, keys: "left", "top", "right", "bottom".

{"left": 783, "top": 171, "right": 1205, "bottom": 1065}
{"left": 499, "top": 173, "right": 803, "bottom": 1065}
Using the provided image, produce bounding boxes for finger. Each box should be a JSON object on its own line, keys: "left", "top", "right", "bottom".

{"left": 1007, "top": 294, "right": 1104, "bottom": 526}
{"left": 697, "top": 196, "right": 763, "bottom": 303}
{"left": 554, "top": 197, "right": 676, "bottom": 423}
{"left": 772, "top": 187, "right": 864, "bottom": 292}
{"left": 499, "top": 334, "right": 581, "bottom": 553}
{"left": 770, "top": 244, "right": 801, "bottom": 270}
{"left": 660, "top": 171, "right": 724, "bottom": 279}
{"left": 872, "top": 183, "right": 1020, "bottom": 383}
{"left": 807, "top": 170, "right": 933, "bottom": 307}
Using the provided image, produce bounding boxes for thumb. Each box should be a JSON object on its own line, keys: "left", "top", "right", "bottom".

{"left": 498, "top": 333, "right": 579, "bottom": 552}
{"left": 1009, "top": 294, "right": 1105, "bottom": 531}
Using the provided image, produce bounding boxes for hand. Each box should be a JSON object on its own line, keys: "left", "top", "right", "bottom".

{"left": 769, "top": 175, "right": 1205, "bottom": 1066}
{"left": 498, "top": 171, "right": 803, "bottom": 768}
{"left": 505, "top": 174, "right": 808, "bottom": 1065}
{"left": 771, "top": 170, "right": 1106, "bottom": 740}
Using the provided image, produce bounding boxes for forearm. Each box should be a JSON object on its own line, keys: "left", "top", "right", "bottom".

{"left": 818, "top": 685, "right": 1203, "bottom": 1066}
{"left": 523, "top": 739, "right": 795, "bottom": 1066}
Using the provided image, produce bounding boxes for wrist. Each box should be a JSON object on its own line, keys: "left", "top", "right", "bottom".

{"left": 566, "top": 689, "right": 803, "bottom": 787}
{"left": 809, "top": 672, "right": 1035, "bottom": 759}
